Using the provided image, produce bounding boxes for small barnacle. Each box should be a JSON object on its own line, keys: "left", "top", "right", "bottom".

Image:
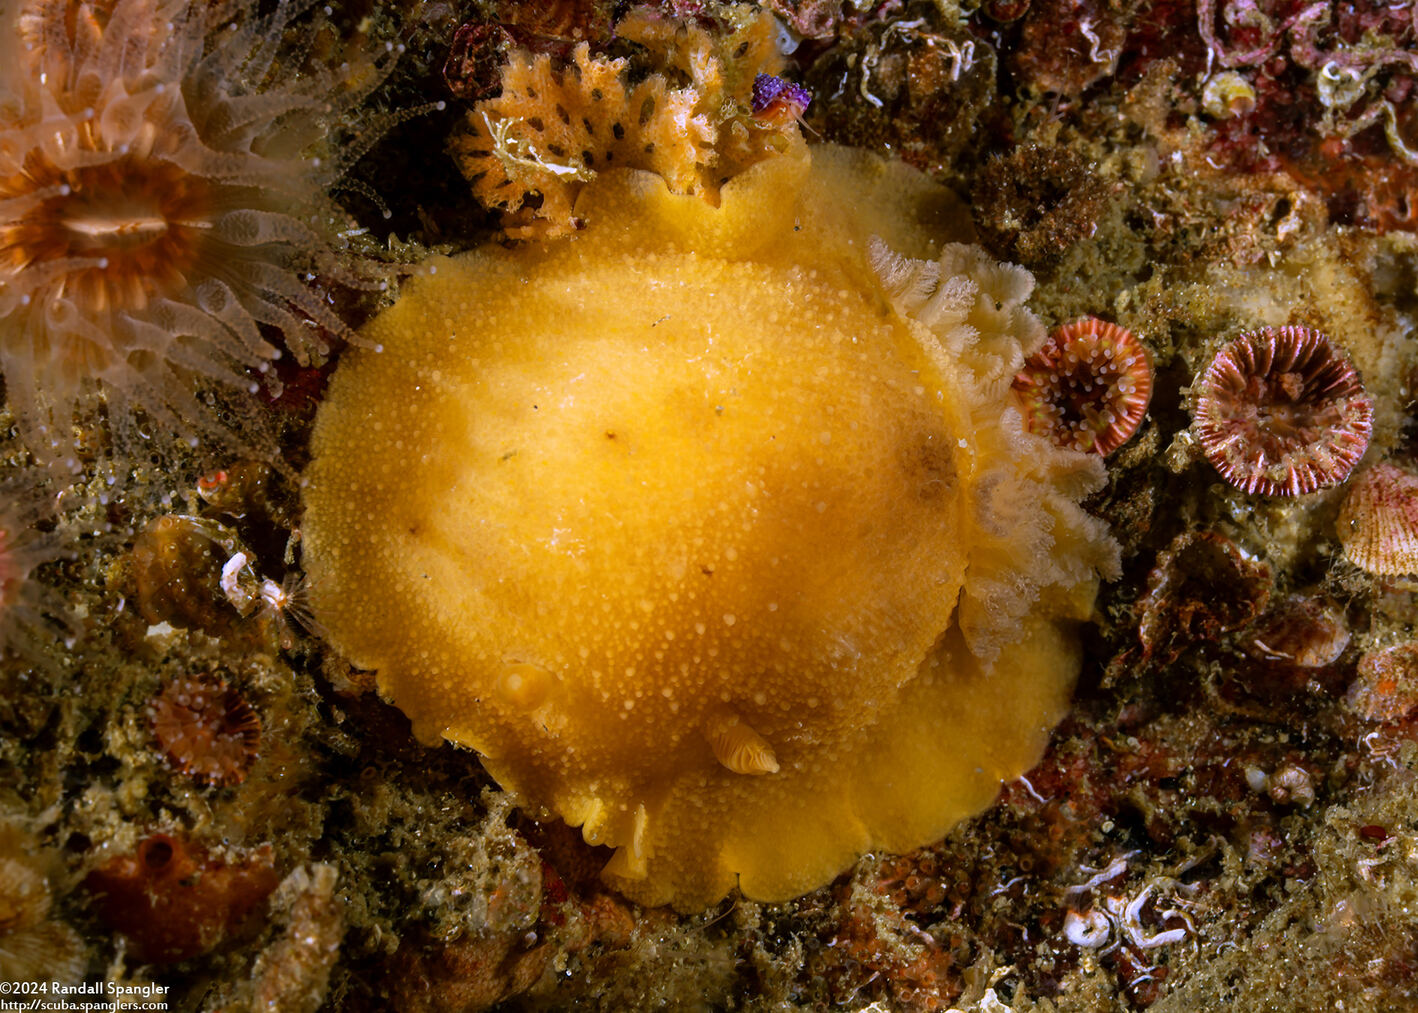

{"left": 1192, "top": 326, "right": 1373, "bottom": 497}
{"left": 1012, "top": 317, "right": 1152, "bottom": 455}
{"left": 1246, "top": 762, "right": 1316, "bottom": 806}
{"left": 83, "top": 833, "right": 279, "bottom": 963}
{"left": 1346, "top": 642, "right": 1418, "bottom": 723}
{"left": 750, "top": 73, "right": 811, "bottom": 127}
{"left": 1337, "top": 462, "right": 1418, "bottom": 577}
{"left": 1201, "top": 70, "right": 1257, "bottom": 119}
{"left": 256, "top": 572, "right": 324, "bottom": 649}
{"left": 147, "top": 673, "right": 261, "bottom": 786}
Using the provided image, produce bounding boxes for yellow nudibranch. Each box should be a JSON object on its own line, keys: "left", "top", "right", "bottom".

{"left": 302, "top": 140, "right": 1120, "bottom": 910}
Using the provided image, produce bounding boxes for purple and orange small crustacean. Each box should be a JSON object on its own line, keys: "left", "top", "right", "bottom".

{"left": 750, "top": 73, "right": 811, "bottom": 128}
{"left": 1011, "top": 316, "right": 1153, "bottom": 455}
{"left": 1192, "top": 326, "right": 1373, "bottom": 497}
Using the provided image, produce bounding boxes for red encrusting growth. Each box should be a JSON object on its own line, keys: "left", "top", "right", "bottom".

{"left": 1012, "top": 317, "right": 1152, "bottom": 455}
{"left": 148, "top": 673, "right": 261, "bottom": 786}
{"left": 1192, "top": 326, "right": 1372, "bottom": 497}
{"left": 82, "top": 833, "right": 278, "bottom": 963}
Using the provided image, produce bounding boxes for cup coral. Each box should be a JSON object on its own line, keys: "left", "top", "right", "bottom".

{"left": 302, "top": 143, "right": 1120, "bottom": 910}
{"left": 1011, "top": 317, "right": 1152, "bottom": 455}
{"left": 148, "top": 672, "right": 262, "bottom": 786}
{"left": 1191, "top": 326, "right": 1373, "bottom": 497}
{"left": 0, "top": 0, "right": 413, "bottom": 472}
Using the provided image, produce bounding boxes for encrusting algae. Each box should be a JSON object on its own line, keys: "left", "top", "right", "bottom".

{"left": 302, "top": 132, "right": 1121, "bottom": 909}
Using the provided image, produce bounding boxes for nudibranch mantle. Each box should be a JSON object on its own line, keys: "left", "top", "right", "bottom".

{"left": 302, "top": 143, "right": 1119, "bottom": 910}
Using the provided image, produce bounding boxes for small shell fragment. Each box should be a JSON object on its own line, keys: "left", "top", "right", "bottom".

{"left": 1338, "top": 462, "right": 1418, "bottom": 577}
{"left": 1201, "top": 71, "right": 1257, "bottom": 119}
{"left": 1246, "top": 594, "right": 1350, "bottom": 667}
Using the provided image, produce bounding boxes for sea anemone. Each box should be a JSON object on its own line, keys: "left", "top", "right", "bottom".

{"left": 1337, "top": 461, "right": 1418, "bottom": 577}
{"left": 1191, "top": 326, "right": 1373, "bottom": 497}
{"left": 1011, "top": 316, "right": 1152, "bottom": 455}
{"left": 0, "top": 0, "right": 416, "bottom": 473}
{"left": 0, "top": 474, "right": 73, "bottom": 664}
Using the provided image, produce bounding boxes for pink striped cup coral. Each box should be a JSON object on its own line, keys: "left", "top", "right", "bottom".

{"left": 1191, "top": 326, "right": 1372, "bottom": 497}
{"left": 0, "top": 0, "right": 421, "bottom": 473}
{"left": 1011, "top": 317, "right": 1152, "bottom": 455}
